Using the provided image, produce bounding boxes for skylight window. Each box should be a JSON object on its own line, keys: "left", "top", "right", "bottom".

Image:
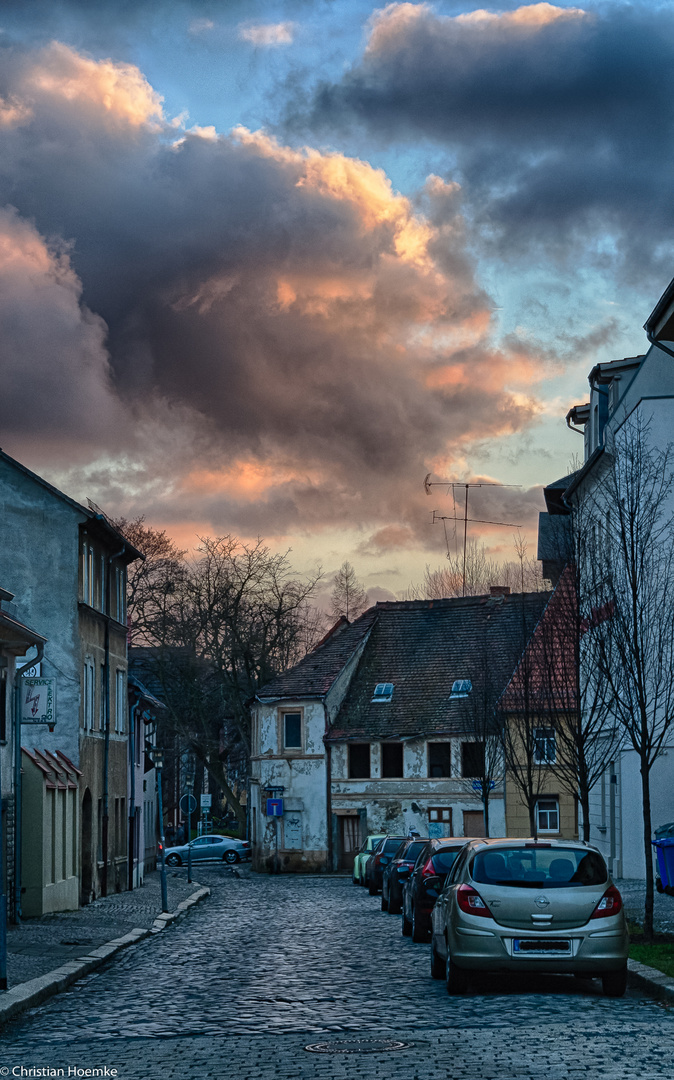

{"left": 372, "top": 682, "right": 394, "bottom": 702}
{"left": 450, "top": 679, "right": 472, "bottom": 699}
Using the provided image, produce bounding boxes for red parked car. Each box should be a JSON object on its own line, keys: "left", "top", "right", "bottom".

{"left": 401, "top": 838, "right": 476, "bottom": 941}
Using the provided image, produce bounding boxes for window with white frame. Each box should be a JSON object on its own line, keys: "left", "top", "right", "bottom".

{"left": 450, "top": 679, "right": 472, "bottom": 699}
{"left": 282, "top": 710, "right": 302, "bottom": 750}
{"left": 536, "top": 798, "right": 559, "bottom": 833}
{"left": 533, "top": 727, "right": 556, "bottom": 764}
{"left": 115, "top": 567, "right": 125, "bottom": 624}
{"left": 82, "top": 542, "right": 95, "bottom": 606}
{"left": 115, "top": 669, "right": 126, "bottom": 733}
{"left": 100, "top": 554, "right": 107, "bottom": 613}
{"left": 83, "top": 659, "right": 95, "bottom": 730}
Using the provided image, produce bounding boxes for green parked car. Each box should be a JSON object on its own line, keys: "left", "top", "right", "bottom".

{"left": 353, "top": 834, "right": 386, "bottom": 885}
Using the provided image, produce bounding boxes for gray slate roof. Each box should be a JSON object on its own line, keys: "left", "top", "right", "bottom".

{"left": 255, "top": 592, "right": 550, "bottom": 738}
{"left": 255, "top": 610, "right": 377, "bottom": 700}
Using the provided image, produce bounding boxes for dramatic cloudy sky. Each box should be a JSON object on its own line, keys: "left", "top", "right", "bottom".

{"left": 0, "top": 0, "right": 669, "bottom": 595}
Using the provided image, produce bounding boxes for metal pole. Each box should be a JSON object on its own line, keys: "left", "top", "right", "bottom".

{"left": 156, "top": 766, "right": 168, "bottom": 913}
{"left": 14, "top": 644, "right": 43, "bottom": 924}
{"left": 186, "top": 775, "right": 194, "bottom": 885}
{"left": 462, "top": 484, "right": 469, "bottom": 598}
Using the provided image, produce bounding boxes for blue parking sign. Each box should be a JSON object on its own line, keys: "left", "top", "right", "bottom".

{"left": 266, "top": 798, "right": 283, "bottom": 816}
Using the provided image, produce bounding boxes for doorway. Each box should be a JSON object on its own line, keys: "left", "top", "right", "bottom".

{"left": 463, "top": 810, "right": 486, "bottom": 838}
{"left": 339, "top": 815, "right": 359, "bottom": 870}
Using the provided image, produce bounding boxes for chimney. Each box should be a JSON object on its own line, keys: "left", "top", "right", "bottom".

{"left": 489, "top": 585, "right": 511, "bottom": 597}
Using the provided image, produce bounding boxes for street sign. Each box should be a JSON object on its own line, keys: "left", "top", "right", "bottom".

{"left": 471, "top": 779, "right": 496, "bottom": 793}
{"left": 180, "top": 793, "right": 197, "bottom": 815}
{"left": 266, "top": 798, "right": 283, "bottom": 817}
{"left": 200, "top": 794, "right": 212, "bottom": 809}
{"left": 21, "top": 678, "right": 56, "bottom": 727}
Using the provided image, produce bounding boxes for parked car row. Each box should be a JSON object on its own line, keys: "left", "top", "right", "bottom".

{"left": 354, "top": 833, "right": 629, "bottom": 998}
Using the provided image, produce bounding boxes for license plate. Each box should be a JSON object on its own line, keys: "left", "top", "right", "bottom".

{"left": 513, "top": 939, "right": 571, "bottom": 955}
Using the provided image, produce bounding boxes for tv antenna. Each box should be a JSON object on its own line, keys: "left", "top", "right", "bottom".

{"left": 423, "top": 475, "right": 522, "bottom": 596}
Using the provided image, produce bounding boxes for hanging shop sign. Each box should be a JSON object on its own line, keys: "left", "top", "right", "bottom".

{"left": 21, "top": 677, "right": 56, "bottom": 727}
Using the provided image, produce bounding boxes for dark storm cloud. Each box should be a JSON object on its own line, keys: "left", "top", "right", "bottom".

{"left": 0, "top": 39, "right": 551, "bottom": 544}
{"left": 301, "top": 2, "right": 674, "bottom": 283}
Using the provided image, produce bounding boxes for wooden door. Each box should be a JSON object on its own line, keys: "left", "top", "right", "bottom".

{"left": 339, "top": 815, "right": 359, "bottom": 870}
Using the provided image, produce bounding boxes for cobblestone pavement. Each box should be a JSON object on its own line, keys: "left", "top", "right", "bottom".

{"left": 0, "top": 870, "right": 672, "bottom": 1079}
{"left": 6, "top": 870, "right": 204, "bottom": 986}
{"left": 615, "top": 879, "right": 674, "bottom": 933}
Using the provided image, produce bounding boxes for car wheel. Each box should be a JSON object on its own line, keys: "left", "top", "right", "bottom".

{"left": 352, "top": 875, "right": 359, "bottom": 885}
{"left": 368, "top": 880, "right": 378, "bottom": 896}
{"left": 402, "top": 910, "right": 412, "bottom": 937}
{"left": 602, "top": 965, "right": 627, "bottom": 998}
{"left": 445, "top": 949, "right": 469, "bottom": 995}
{"left": 430, "top": 938, "right": 444, "bottom": 980}
{"left": 388, "top": 896, "right": 401, "bottom": 915}
{"left": 381, "top": 894, "right": 389, "bottom": 912}
{"left": 224, "top": 850, "right": 240, "bottom": 864}
{"left": 412, "top": 908, "right": 428, "bottom": 943}
{"left": 166, "top": 854, "right": 181, "bottom": 866}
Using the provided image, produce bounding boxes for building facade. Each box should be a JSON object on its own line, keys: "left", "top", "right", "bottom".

{"left": 250, "top": 592, "right": 549, "bottom": 873}
{"left": 0, "top": 451, "right": 142, "bottom": 906}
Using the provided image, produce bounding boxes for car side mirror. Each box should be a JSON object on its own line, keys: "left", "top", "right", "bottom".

{"left": 424, "top": 875, "right": 442, "bottom": 889}
{"left": 397, "top": 867, "right": 411, "bottom": 879}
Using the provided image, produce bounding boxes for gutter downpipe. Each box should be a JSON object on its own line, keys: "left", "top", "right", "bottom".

{"left": 645, "top": 329, "right": 674, "bottom": 361}
{"left": 102, "top": 545, "right": 125, "bottom": 899}
{"left": 128, "top": 696, "right": 139, "bottom": 892}
{"left": 13, "top": 643, "right": 44, "bottom": 925}
{"left": 325, "top": 736, "right": 333, "bottom": 873}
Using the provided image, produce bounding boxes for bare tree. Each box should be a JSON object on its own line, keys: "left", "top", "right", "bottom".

{"left": 116, "top": 525, "right": 322, "bottom": 829}
{"left": 583, "top": 414, "right": 674, "bottom": 939}
{"left": 331, "top": 561, "right": 368, "bottom": 620}
{"left": 457, "top": 634, "right": 505, "bottom": 837}
{"left": 112, "top": 516, "right": 186, "bottom": 646}
{"left": 404, "top": 540, "right": 548, "bottom": 600}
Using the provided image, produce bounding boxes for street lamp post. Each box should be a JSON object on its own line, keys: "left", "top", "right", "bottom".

{"left": 153, "top": 748, "right": 169, "bottom": 913}
{"left": 186, "top": 771, "right": 195, "bottom": 885}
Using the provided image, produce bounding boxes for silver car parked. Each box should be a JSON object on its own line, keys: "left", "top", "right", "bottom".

{"left": 431, "top": 838, "right": 628, "bottom": 997}
{"left": 164, "top": 834, "right": 251, "bottom": 866}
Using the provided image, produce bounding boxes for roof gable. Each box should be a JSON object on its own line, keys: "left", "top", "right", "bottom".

{"left": 327, "top": 592, "right": 550, "bottom": 740}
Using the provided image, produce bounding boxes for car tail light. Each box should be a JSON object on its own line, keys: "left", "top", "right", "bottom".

{"left": 456, "top": 883, "right": 491, "bottom": 918}
{"left": 421, "top": 857, "right": 437, "bottom": 878}
{"left": 590, "top": 885, "right": 623, "bottom": 919}
{"left": 240, "top": 841, "right": 251, "bottom": 847}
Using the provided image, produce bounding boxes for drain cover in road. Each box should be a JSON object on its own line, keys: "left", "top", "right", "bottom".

{"left": 304, "top": 1038, "right": 411, "bottom": 1054}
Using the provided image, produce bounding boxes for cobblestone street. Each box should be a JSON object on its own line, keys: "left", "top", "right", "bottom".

{"left": 0, "top": 870, "right": 672, "bottom": 1079}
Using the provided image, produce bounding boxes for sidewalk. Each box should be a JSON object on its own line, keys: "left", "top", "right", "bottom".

{"left": 615, "top": 878, "right": 674, "bottom": 934}
{"left": 6, "top": 869, "right": 203, "bottom": 988}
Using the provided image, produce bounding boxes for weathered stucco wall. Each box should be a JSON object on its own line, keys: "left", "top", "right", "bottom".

{"left": 250, "top": 698, "right": 328, "bottom": 872}
{"left": 0, "top": 459, "right": 82, "bottom": 766}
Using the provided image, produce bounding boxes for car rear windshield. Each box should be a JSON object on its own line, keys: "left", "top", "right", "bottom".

{"left": 432, "top": 849, "right": 462, "bottom": 873}
{"left": 383, "top": 837, "right": 405, "bottom": 853}
{"left": 470, "top": 847, "right": 608, "bottom": 889}
{"left": 404, "top": 841, "right": 427, "bottom": 861}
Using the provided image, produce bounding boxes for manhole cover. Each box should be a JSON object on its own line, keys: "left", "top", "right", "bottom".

{"left": 304, "top": 1038, "right": 411, "bottom": 1054}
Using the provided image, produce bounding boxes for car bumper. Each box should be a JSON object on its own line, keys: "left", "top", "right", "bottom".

{"left": 446, "top": 920, "right": 629, "bottom": 973}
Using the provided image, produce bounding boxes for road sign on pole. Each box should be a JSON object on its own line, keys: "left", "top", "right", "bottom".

{"left": 266, "top": 798, "right": 283, "bottom": 816}
{"left": 180, "top": 793, "right": 197, "bottom": 815}
{"left": 200, "top": 794, "right": 212, "bottom": 809}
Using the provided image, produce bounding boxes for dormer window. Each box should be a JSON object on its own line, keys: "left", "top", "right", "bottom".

{"left": 372, "top": 683, "right": 393, "bottom": 702}
{"left": 450, "top": 679, "right": 472, "bottom": 699}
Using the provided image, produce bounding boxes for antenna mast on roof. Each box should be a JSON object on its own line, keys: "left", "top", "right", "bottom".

{"left": 423, "top": 475, "right": 522, "bottom": 597}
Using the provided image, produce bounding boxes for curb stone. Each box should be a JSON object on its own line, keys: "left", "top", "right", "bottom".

{"left": 0, "top": 885, "right": 210, "bottom": 1024}
{"left": 627, "top": 957, "right": 674, "bottom": 1002}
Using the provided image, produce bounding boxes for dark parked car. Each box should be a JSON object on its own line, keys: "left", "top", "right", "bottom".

{"left": 365, "top": 835, "right": 407, "bottom": 895}
{"left": 382, "top": 839, "right": 428, "bottom": 913}
{"left": 402, "top": 838, "right": 475, "bottom": 941}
